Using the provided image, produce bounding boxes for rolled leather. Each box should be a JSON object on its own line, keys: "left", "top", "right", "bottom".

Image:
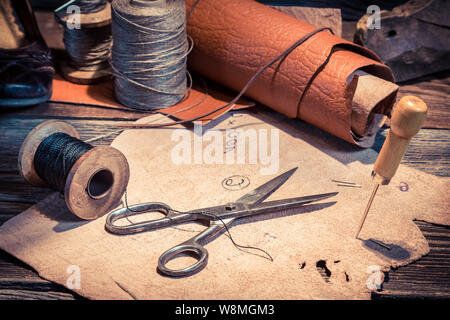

{"left": 186, "top": 0, "right": 398, "bottom": 147}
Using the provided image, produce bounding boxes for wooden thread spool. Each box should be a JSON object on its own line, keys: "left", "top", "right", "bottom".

{"left": 18, "top": 120, "right": 130, "bottom": 220}
{"left": 56, "top": 2, "right": 112, "bottom": 84}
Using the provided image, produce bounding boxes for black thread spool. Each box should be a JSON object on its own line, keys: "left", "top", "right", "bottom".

{"left": 18, "top": 120, "right": 130, "bottom": 220}
{"left": 111, "top": 0, "right": 188, "bottom": 110}
{"left": 55, "top": 0, "right": 112, "bottom": 84}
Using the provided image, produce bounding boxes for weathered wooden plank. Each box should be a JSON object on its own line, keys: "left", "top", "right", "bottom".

{"left": 0, "top": 202, "right": 31, "bottom": 216}
{"left": 374, "top": 128, "right": 450, "bottom": 177}
{"left": 396, "top": 72, "right": 450, "bottom": 130}
{"left": 0, "top": 251, "right": 78, "bottom": 300}
{"left": 0, "top": 250, "right": 45, "bottom": 276}
{"left": 0, "top": 290, "right": 75, "bottom": 300}
{"left": 0, "top": 174, "right": 52, "bottom": 204}
{"left": 0, "top": 202, "right": 32, "bottom": 225}
{"left": 3, "top": 102, "right": 145, "bottom": 122}
{"left": 373, "top": 221, "right": 450, "bottom": 299}
{"left": 0, "top": 279, "right": 61, "bottom": 292}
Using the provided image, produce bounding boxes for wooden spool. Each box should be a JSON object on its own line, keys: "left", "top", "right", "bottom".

{"left": 18, "top": 120, "right": 130, "bottom": 220}
{"left": 57, "top": 2, "right": 112, "bottom": 84}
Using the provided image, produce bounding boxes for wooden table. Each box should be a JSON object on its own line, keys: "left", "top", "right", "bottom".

{"left": 0, "top": 11, "right": 448, "bottom": 300}
{"left": 1, "top": 76, "right": 449, "bottom": 300}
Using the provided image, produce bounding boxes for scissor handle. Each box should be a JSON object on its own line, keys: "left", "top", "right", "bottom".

{"left": 158, "top": 240, "right": 208, "bottom": 277}
{"left": 157, "top": 222, "right": 228, "bottom": 277}
{"left": 105, "top": 202, "right": 194, "bottom": 235}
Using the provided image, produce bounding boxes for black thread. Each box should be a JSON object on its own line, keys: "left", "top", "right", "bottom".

{"left": 62, "top": 24, "right": 111, "bottom": 72}
{"left": 34, "top": 133, "right": 93, "bottom": 193}
{"left": 213, "top": 214, "right": 274, "bottom": 262}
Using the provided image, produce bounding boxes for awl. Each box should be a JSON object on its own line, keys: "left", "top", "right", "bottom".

{"left": 355, "top": 96, "right": 428, "bottom": 239}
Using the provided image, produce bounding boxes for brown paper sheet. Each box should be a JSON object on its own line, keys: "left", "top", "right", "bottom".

{"left": 0, "top": 110, "right": 448, "bottom": 299}
{"left": 186, "top": 0, "right": 398, "bottom": 146}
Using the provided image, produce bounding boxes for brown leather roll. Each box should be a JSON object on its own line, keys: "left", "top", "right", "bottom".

{"left": 186, "top": 0, "right": 398, "bottom": 147}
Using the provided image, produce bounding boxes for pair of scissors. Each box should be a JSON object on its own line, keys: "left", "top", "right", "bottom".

{"left": 105, "top": 167, "right": 337, "bottom": 277}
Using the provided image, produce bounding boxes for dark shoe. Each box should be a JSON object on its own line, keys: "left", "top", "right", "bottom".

{"left": 0, "top": 0, "right": 54, "bottom": 107}
{"left": 0, "top": 41, "right": 54, "bottom": 107}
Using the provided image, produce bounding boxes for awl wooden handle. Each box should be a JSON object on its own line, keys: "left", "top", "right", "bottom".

{"left": 373, "top": 96, "right": 427, "bottom": 184}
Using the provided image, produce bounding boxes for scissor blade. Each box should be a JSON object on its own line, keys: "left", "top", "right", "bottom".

{"left": 216, "top": 192, "right": 338, "bottom": 220}
{"left": 235, "top": 167, "right": 298, "bottom": 205}
{"left": 249, "top": 192, "right": 338, "bottom": 212}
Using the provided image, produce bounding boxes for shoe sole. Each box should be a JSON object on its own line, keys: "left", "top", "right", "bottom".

{"left": 0, "top": 92, "right": 52, "bottom": 108}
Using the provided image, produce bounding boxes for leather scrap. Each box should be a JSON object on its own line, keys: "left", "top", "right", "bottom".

{"left": 0, "top": 111, "right": 448, "bottom": 299}
{"left": 50, "top": 74, "right": 253, "bottom": 123}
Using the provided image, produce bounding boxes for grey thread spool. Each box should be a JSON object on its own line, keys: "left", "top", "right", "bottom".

{"left": 111, "top": 0, "right": 189, "bottom": 110}
{"left": 56, "top": 0, "right": 113, "bottom": 84}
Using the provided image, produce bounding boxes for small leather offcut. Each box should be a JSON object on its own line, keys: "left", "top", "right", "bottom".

{"left": 50, "top": 74, "right": 253, "bottom": 122}
{"left": 185, "top": 0, "right": 396, "bottom": 146}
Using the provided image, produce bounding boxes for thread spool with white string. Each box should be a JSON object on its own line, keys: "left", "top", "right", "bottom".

{"left": 111, "top": 0, "right": 189, "bottom": 110}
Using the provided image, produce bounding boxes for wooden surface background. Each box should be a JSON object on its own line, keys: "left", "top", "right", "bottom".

{"left": 0, "top": 10, "right": 448, "bottom": 300}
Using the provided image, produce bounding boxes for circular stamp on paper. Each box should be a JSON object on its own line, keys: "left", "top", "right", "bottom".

{"left": 221, "top": 175, "right": 250, "bottom": 191}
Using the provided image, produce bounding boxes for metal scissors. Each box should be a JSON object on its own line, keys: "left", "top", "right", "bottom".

{"left": 105, "top": 168, "right": 337, "bottom": 277}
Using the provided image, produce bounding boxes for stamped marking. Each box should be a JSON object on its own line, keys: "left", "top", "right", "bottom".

{"left": 221, "top": 175, "right": 250, "bottom": 191}
{"left": 224, "top": 129, "right": 240, "bottom": 154}
{"left": 399, "top": 182, "right": 409, "bottom": 192}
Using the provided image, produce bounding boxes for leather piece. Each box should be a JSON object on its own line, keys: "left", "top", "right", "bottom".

{"left": 50, "top": 74, "right": 253, "bottom": 122}
{"left": 185, "top": 0, "right": 396, "bottom": 146}
{"left": 270, "top": 5, "right": 342, "bottom": 38}
{"left": 351, "top": 71, "right": 398, "bottom": 139}
{"left": 1, "top": 111, "right": 448, "bottom": 299}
